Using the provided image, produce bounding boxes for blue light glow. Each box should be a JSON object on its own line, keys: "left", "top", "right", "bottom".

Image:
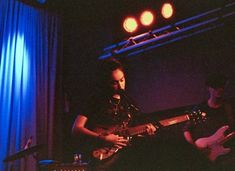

{"left": 0, "top": 1, "right": 59, "bottom": 170}
{"left": 0, "top": 32, "right": 30, "bottom": 170}
{"left": 1, "top": 34, "right": 30, "bottom": 97}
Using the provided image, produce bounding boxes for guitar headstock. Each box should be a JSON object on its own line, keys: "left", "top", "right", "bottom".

{"left": 187, "top": 107, "right": 207, "bottom": 125}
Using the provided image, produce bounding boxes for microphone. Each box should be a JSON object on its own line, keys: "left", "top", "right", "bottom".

{"left": 118, "top": 89, "right": 140, "bottom": 112}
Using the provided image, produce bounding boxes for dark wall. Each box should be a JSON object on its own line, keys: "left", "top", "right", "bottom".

{"left": 123, "top": 24, "right": 235, "bottom": 113}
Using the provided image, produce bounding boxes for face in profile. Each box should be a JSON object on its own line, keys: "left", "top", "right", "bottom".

{"left": 109, "top": 68, "right": 126, "bottom": 93}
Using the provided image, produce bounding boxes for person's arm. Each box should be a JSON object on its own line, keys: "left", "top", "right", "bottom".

{"left": 131, "top": 113, "right": 157, "bottom": 136}
{"left": 183, "top": 131, "right": 195, "bottom": 145}
{"left": 72, "top": 115, "right": 100, "bottom": 138}
{"left": 183, "top": 120, "right": 196, "bottom": 146}
{"left": 72, "top": 114, "right": 128, "bottom": 147}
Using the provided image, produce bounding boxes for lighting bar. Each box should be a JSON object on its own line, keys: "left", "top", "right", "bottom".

{"left": 99, "top": 1, "right": 235, "bottom": 60}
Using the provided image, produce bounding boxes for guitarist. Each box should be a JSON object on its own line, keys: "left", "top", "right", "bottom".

{"left": 183, "top": 73, "right": 235, "bottom": 169}
{"left": 72, "top": 58, "right": 156, "bottom": 170}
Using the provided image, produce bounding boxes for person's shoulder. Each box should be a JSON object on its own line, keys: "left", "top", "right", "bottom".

{"left": 78, "top": 93, "right": 99, "bottom": 114}
{"left": 224, "top": 98, "right": 234, "bottom": 106}
{"left": 83, "top": 91, "right": 109, "bottom": 110}
{"left": 223, "top": 98, "right": 235, "bottom": 111}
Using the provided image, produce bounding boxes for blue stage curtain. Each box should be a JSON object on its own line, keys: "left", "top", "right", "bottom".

{"left": 0, "top": 0, "right": 61, "bottom": 171}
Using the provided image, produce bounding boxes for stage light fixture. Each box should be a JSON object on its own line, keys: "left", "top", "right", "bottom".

{"left": 37, "top": 0, "right": 47, "bottom": 4}
{"left": 123, "top": 17, "right": 138, "bottom": 33}
{"left": 140, "top": 10, "right": 154, "bottom": 26}
{"left": 161, "top": 3, "right": 174, "bottom": 19}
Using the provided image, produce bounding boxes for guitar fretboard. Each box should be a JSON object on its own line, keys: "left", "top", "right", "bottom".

{"left": 159, "top": 114, "right": 189, "bottom": 127}
{"left": 124, "top": 114, "right": 190, "bottom": 136}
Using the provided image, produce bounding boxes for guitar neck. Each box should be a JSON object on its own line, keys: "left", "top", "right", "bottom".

{"left": 159, "top": 114, "right": 189, "bottom": 127}
{"left": 126, "top": 113, "right": 190, "bottom": 136}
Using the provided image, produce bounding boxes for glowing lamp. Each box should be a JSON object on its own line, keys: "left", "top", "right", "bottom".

{"left": 161, "top": 3, "right": 174, "bottom": 19}
{"left": 123, "top": 17, "right": 138, "bottom": 33}
{"left": 140, "top": 11, "right": 154, "bottom": 26}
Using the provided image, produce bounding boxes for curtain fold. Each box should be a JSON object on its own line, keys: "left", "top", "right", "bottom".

{"left": 0, "top": 0, "right": 62, "bottom": 171}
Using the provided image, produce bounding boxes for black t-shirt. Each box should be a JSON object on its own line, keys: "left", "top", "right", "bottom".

{"left": 80, "top": 93, "right": 137, "bottom": 131}
{"left": 183, "top": 101, "right": 234, "bottom": 141}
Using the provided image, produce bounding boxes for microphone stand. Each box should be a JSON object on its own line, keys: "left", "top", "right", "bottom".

{"left": 118, "top": 89, "right": 140, "bottom": 113}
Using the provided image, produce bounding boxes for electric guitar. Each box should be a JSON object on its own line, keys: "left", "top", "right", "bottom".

{"left": 91, "top": 110, "right": 206, "bottom": 161}
{"left": 195, "top": 125, "right": 235, "bottom": 162}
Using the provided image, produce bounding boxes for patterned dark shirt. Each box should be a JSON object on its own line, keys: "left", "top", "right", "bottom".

{"left": 81, "top": 94, "right": 135, "bottom": 130}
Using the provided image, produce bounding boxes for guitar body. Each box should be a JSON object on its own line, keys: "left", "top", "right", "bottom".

{"left": 208, "top": 144, "right": 231, "bottom": 162}
{"left": 91, "top": 124, "right": 147, "bottom": 160}
{"left": 92, "top": 145, "right": 120, "bottom": 161}
{"left": 195, "top": 125, "right": 235, "bottom": 161}
{"left": 91, "top": 125, "right": 129, "bottom": 161}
